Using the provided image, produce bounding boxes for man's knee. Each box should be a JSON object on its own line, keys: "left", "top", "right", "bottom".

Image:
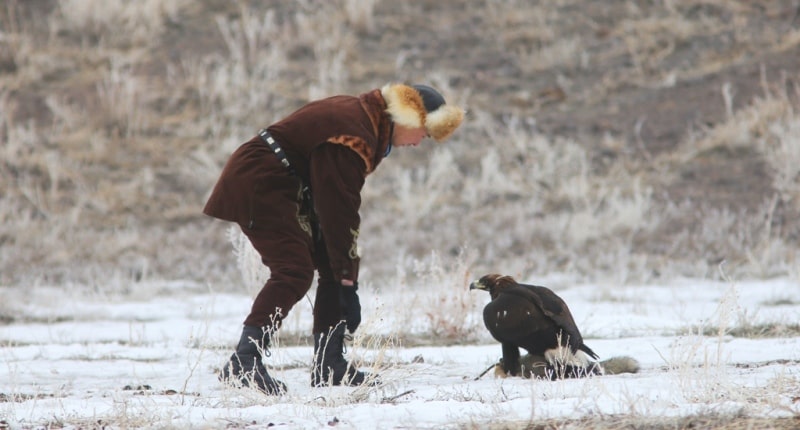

{"left": 271, "top": 265, "right": 315, "bottom": 299}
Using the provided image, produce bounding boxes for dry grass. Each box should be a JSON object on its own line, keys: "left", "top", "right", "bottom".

{"left": 478, "top": 415, "right": 800, "bottom": 430}
{"left": 1, "top": 0, "right": 799, "bottom": 290}
{"left": 6, "top": 414, "right": 796, "bottom": 430}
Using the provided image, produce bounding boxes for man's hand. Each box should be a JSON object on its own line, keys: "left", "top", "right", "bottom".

{"left": 339, "top": 281, "right": 361, "bottom": 333}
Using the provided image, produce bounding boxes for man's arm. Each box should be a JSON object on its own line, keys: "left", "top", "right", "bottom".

{"left": 308, "top": 143, "right": 366, "bottom": 283}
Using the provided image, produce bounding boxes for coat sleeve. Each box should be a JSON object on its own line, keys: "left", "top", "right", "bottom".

{"left": 308, "top": 143, "right": 367, "bottom": 282}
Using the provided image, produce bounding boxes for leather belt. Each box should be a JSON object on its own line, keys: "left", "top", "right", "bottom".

{"left": 256, "top": 129, "right": 318, "bottom": 239}
{"left": 257, "top": 128, "right": 297, "bottom": 176}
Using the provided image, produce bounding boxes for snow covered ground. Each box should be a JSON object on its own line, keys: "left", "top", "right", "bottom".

{"left": 1, "top": 277, "right": 799, "bottom": 429}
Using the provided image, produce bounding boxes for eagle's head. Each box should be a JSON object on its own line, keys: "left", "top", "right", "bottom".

{"left": 469, "top": 273, "right": 518, "bottom": 299}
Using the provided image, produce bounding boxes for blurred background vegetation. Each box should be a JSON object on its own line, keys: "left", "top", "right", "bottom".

{"left": 1, "top": 0, "right": 799, "bottom": 290}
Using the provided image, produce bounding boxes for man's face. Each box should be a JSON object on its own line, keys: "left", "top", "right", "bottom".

{"left": 392, "top": 124, "right": 429, "bottom": 147}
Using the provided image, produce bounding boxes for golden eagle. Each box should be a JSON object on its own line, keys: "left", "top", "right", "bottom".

{"left": 470, "top": 273, "right": 601, "bottom": 379}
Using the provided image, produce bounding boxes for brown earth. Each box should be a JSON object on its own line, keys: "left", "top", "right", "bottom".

{"left": 109, "top": 0, "right": 800, "bottom": 212}
{"left": 1, "top": 0, "right": 799, "bottom": 284}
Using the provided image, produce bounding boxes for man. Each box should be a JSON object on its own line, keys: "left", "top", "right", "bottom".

{"left": 203, "top": 83, "right": 464, "bottom": 394}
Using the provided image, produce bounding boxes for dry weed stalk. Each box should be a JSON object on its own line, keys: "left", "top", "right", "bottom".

{"left": 666, "top": 272, "right": 750, "bottom": 405}
{"left": 227, "top": 226, "right": 270, "bottom": 296}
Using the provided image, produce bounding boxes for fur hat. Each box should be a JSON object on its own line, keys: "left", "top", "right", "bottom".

{"left": 380, "top": 83, "right": 464, "bottom": 142}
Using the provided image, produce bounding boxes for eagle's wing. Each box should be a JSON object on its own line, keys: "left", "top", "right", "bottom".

{"left": 482, "top": 291, "right": 550, "bottom": 346}
{"left": 509, "top": 283, "right": 586, "bottom": 349}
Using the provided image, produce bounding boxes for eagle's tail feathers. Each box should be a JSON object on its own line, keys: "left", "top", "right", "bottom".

{"left": 579, "top": 344, "right": 600, "bottom": 360}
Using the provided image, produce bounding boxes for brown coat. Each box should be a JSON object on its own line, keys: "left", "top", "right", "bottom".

{"left": 203, "top": 89, "right": 393, "bottom": 282}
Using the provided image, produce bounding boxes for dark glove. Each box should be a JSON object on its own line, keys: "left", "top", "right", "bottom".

{"left": 339, "top": 282, "right": 361, "bottom": 333}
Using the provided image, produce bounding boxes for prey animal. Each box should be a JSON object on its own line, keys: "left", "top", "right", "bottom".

{"left": 470, "top": 273, "right": 601, "bottom": 379}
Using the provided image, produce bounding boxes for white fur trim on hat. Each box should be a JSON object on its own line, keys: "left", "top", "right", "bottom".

{"left": 381, "top": 84, "right": 425, "bottom": 129}
{"left": 425, "top": 104, "right": 464, "bottom": 142}
{"left": 381, "top": 84, "right": 464, "bottom": 141}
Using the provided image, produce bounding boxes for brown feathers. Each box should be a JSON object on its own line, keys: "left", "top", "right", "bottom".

{"left": 470, "top": 273, "right": 599, "bottom": 378}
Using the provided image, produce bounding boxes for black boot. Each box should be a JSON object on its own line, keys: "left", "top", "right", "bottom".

{"left": 311, "top": 323, "right": 374, "bottom": 387}
{"left": 219, "top": 325, "right": 287, "bottom": 395}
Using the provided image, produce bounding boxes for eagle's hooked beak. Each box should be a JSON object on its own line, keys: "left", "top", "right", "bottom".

{"left": 469, "top": 280, "right": 487, "bottom": 291}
